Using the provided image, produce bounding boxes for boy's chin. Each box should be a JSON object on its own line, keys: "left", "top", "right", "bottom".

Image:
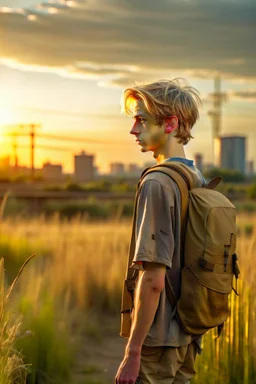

{"left": 140, "top": 146, "right": 149, "bottom": 153}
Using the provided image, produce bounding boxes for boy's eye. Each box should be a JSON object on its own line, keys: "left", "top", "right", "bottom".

{"left": 140, "top": 118, "right": 146, "bottom": 123}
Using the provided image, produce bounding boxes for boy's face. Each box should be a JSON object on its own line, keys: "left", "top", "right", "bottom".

{"left": 130, "top": 99, "right": 167, "bottom": 153}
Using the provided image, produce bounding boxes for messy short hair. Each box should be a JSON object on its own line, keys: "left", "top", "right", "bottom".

{"left": 121, "top": 78, "right": 202, "bottom": 145}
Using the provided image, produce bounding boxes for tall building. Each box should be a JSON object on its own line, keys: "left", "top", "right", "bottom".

{"left": 110, "top": 162, "right": 125, "bottom": 175}
{"left": 194, "top": 153, "right": 203, "bottom": 173}
{"left": 74, "top": 150, "right": 94, "bottom": 182}
{"left": 220, "top": 136, "right": 246, "bottom": 174}
{"left": 42, "top": 162, "right": 63, "bottom": 180}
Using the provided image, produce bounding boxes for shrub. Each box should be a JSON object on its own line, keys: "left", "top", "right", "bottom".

{"left": 247, "top": 184, "right": 256, "bottom": 200}
{"left": 83, "top": 181, "right": 112, "bottom": 192}
{"left": 43, "top": 201, "right": 111, "bottom": 219}
{"left": 65, "top": 183, "right": 84, "bottom": 192}
{"left": 42, "top": 200, "right": 134, "bottom": 220}
{"left": 204, "top": 168, "right": 245, "bottom": 182}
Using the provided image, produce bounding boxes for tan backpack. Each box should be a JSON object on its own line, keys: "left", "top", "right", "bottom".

{"left": 120, "top": 161, "right": 240, "bottom": 338}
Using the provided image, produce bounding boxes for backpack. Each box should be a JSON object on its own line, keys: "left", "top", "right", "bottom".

{"left": 140, "top": 161, "right": 240, "bottom": 337}
{"left": 120, "top": 160, "right": 240, "bottom": 338}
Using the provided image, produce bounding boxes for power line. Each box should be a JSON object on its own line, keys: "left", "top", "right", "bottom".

{"left": 16, "top": 144, "right": 73, "bottom": 152}
{"left": 36, "top": 133, "right": 127, "bottom": 145}
{"left": 6, "top": 132, "right": 131, "bottom": 146}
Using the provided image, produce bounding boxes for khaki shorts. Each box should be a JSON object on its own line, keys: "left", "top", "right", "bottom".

{"left": 136, "top": 341, "right": 197, "bottom": 384}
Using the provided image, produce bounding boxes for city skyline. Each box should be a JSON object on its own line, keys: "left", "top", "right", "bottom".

{"left": 1, "top": 133, "right": 253, "bottom": 179}
{"left": 0, "top": 0, "right": 255, "bottom": 173}
{"left": 0, "top": 151, "right": 158, "bottom": 179}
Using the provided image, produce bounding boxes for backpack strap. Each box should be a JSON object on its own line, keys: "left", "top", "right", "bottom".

{"left": 140, "top": 162, "right": 192, "bottom": 243}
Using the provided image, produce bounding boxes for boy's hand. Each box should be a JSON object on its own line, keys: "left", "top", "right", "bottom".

{"left": 115, "top": 351, "right": 140, "bottom": 384}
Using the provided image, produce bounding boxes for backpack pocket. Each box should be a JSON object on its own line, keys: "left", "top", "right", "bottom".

{"left": 177, "top": 267, "right": 230, "bottom": 336}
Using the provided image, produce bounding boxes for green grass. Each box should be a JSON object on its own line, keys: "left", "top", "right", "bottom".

{"left": 0, "top": 214, "right": 255, "bottom": 383}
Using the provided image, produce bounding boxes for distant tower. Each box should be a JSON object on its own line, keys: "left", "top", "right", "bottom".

{"left": 208, "top": 77, "right": 226, "bottom": 167}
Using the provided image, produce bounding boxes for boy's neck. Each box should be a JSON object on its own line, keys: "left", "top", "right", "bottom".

{"left": 154, "top": 142, "right": 186, "bottom": 164}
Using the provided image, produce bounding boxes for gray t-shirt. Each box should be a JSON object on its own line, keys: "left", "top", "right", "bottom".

{"left": 131, "top": 159, "right": 205, "bottom": 348}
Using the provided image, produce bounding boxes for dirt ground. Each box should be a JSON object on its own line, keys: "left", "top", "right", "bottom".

{"left": 72, "top": 315, "right": 126, "bottom": 384}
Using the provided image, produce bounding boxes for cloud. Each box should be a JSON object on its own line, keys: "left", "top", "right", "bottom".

{"left": 203, "top": 88, "right": 256, "bottom": 105}
{"left": 0, "top": 0, "right": 256, "bottom": 84}
{"left": 228, "top": 90, "right": 256, "bottom": 102}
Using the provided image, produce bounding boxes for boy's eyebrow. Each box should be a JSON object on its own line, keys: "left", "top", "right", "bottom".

{"left": 133, "top": 113, "right": 148, "bottom": 119}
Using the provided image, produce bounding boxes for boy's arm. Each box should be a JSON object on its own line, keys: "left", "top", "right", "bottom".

{"left": 115, "top": 262, "right": 166, "bottom": 384}
{"left": 127, "top": 261, "right": 166, "bottom": 353}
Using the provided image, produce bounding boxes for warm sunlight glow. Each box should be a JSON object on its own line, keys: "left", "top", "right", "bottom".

{"left": 0, "top": 108, "right": 13, "bottom": 127}
{"left": 27, "top": 14, "right": 38, "bottom": 22}
{"left": 0, "top": 7, "right": 12, "bottom": 13}
{"left": 48, "top": 7, "right": 59, "bottom": 14}
{"left": 66, "top": 1, "right": 75, "bottom": 7}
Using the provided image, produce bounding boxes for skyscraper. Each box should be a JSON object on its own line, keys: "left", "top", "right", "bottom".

{"left": 220, "top": 136, "right": 246, "bottom": 174}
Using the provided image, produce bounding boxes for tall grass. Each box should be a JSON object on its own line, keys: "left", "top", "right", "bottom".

{"left": 0, "top": 256, "right": 34, "bottom": 384}
{"left": 1, "top": 213, "right": 255, "bottom": 383}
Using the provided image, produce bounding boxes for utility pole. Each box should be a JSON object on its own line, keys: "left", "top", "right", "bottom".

{"left": 30, "top": 124, "right": 35, "bottom": 180}
{"left": 28, "top": 123, "right": 41, "bottom": 181}
{"left": 12, "top": 132, "right": 18, "bottom": 170}
{"left": 11, "top": 123, "right": 40, "bottom": 181}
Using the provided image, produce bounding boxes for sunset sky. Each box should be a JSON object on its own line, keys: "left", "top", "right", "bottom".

{"left": 0, "top": 0, "right": 255, "bottom": 173}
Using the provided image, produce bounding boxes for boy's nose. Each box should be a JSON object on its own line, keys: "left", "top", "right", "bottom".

{"left": 130, "top": 121, "right": 140, "bottom": 135}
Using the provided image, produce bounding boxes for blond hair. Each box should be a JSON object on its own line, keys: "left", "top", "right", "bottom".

{"left": 121, "top": 78, "right": 201, "bottom": 145}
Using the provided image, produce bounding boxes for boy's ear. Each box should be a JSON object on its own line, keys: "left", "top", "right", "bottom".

{"left": 165, "top": 116, "right": 179, "bottom": 133}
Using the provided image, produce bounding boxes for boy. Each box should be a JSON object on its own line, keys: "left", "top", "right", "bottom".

{"left": 115, "top": 78, "right": 204, "bottom": 384}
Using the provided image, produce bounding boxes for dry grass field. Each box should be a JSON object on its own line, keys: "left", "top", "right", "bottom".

{"left": 0, "top": 213, "right": 255, "bottom": 383}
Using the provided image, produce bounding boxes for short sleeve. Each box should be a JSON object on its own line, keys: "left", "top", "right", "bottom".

{"left": 132, "top": 179, "right": 175, "bottom": 269}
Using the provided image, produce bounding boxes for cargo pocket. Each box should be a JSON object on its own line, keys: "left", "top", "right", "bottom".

{"left": 177, "top": 267, "right": 230, "bottom": 336}
{"left": 140, "top": 346, "right": 164, "bottom": 378}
